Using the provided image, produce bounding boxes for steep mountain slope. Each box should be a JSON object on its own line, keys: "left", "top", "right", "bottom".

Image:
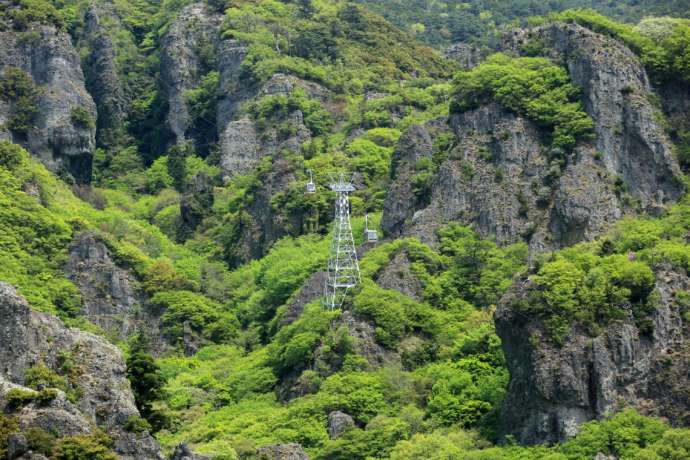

{"left": 355, "top": 0, "right": 690, "bottom": 46}
{"left": 1, "top": 1, "right": 690, "bottom": 459}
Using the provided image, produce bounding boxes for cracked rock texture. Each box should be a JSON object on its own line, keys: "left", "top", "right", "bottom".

{"left": 0, "top": 25, "right": 96, "bottom": 183}
{"left": 495, "top": 266, "right": 690, "bottom": 444}
{"left": 0, "top": 282, "right": 163, "bottom": 459}
{"left": 383, "top": 23, "right": 683, "bottom": 256}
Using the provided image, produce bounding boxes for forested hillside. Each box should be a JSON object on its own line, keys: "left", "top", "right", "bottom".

{"left": 355, "top": 0, "right": 690, "bottom": 46}
{"left": 0, "top": 0, "right": 690, "bottom": 459}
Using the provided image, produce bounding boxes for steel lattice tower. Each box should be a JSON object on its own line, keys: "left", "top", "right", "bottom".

{"left": 323, "top": 173, "right": 361, "bottom": 311}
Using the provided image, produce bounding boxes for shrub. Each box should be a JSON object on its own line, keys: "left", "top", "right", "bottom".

{"left": 0, "top": 415, "right": 19, "bottom": 459}
{"left": 52, "top": 431, "right": 118, "bottom": 460}
{"left": 5, "top": 388, "right": 37, "bottom": 409}
{"left": 24, "top": 363, "right": 67, "bottom": 391}
{"left": 0, "top": 67, "right": 39, "bottom": 137}
{"left": 0, "top": 140, "right": 25, "bottom": 170}
{"left": 24, "top": 427, "right": 55, "bottom": 456}
{"left": 70, "top": 107, "right": 95, "bottom": 130}
{"left": 124, "top": 415, "right": 152, "bottom": 433}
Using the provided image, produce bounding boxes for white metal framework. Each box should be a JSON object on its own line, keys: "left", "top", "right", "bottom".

{"left": 323, "top": 173, "right": 361, "bottom": 311}
{"left": 364, "top": 214, "right": 378, "bottom": 242}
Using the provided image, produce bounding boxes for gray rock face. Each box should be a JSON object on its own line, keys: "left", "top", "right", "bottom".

{"left": 65, "top": 232, "right": 142, "bottom": 339}
{"left": 342, "top": 311, "right": 398, "bottom": 367}
{"left": 170, "top": 443, "right": 210, "bottom": 460}
{"left": 281, "top": 271, "right": 328, "bottom": 326}
{"left": 375, "top": 251, "right": 424, "bottom": 301}
{"left": 495, "top": 266, "right": 690, "bottom": 444}
{"left": 219, "top": 116, "right": 260, "bottom": 180}
{"left": 160, "top": 2, "right": 223, "bottom": 144}
{"left": 381, "top": 123, "right": 434, "bottom": 240}
{"left": 444, "top": 43, "right": 485, "bottom": 70}
{"left": 512, "top": 22, "right": 683, "bottom": 212}
{"left": 327, "top": 411, "right": 355, "bottom": 439}
{"left": 216, "top": 39, "right": 249, "bottom": 128}
{"left": 257, "top": 443, "right": 309, "bottom": 460}
{"left": 81, "top": 4, "right": 128, "bottom": 149}
{"left": 219, "top": 74, "right": 326, "bottom": 181}
{"left": 384, "top": 23, "right": 683, "bottom": 255}
{"left": 0, "top": 282, "right": 163, "bottom": 459}
{"left": 229, "top": 157, "right": 297, "bottom": 266}
{"left": 64, "top": 232, "right": 167, "bottom": 354}
{"left": 0, "top": 26, "right": 97, "bottom": 183}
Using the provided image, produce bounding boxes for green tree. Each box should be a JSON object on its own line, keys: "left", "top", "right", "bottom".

{"left": 126, "top": 333, "right": 167, "bottom": 432}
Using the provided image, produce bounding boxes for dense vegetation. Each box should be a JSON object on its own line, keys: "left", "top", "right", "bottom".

{"left": 355, "top": 0, "right": 690, "bottom": 47}
{"left": 1, "top": 0, "right": 690, "bottom": 458}
{"left": 451, "top": 53, "right": 594, "bottom": 152}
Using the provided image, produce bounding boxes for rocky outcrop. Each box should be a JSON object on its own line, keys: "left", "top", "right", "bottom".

{"left": 0, "top": 282, "right": 163, "bottom": 459}
{"left": 342, "top": 311, "right": 398, "bottom": 367}
{"left": 170, "top": 443, "right": 210, "bottom": 460}
{"left": 216, "top": 39, "right": 249, "bottom": 129}
{"left": 0, "top": 26, "right": 96, "bottom": 183}
{"left": 228, "top": 157, "right": 298, "bottom": 266}
{"left": 281, "top": 271, "right": 328, "bottom": 326}
{"left": 444, "top": 43, "right": 485, "bottom": 70}
{"left": 160, "top": 2, "right": 223, "bottom": 144}
{"left": 327, "top": 411, "right": 355, "bottom": 439}
{"left": 180, "top": 171, "right": 215, "bottom": 237}
{"left": 495, "top": 266, "right": 690, "bottom": 444}
{"left": 384, "top": 23, "right": 683, "bottom": 254}
{"left": 65, "top": 232, "right": 142, "bottom": 338}
{"left": 509, "top": 22, "right": 683, "bottom": 212}
{"left": 381, "top": 123, "right": 434, "bottom": 240}
{"left": 81, "top": 3, "right": 128, "bottom": 149}
{"left": 64, "top": 232, "right": 167, "bottom": 354}
{"left": 219, "top": 74, "right": 327, "bottom": 181}
{"left": 219, "top": 116, "right": 260, "bottom": 180}
{"left": 257, "top": 443, "right": 309, "bottom": 460}
{"left": 375, "top": 250, "right": 424, "bottom": 301}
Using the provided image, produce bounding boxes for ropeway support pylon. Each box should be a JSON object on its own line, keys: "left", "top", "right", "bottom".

{"left": 323, "top": 173, "right": 361, "bottom": 311}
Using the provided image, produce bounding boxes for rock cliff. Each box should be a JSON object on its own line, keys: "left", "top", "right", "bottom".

{"left": 160, "top": 2, "right": 223, "bottom": 145}
{"left": 495, "top": 265, "right": 690, "bottom": 444}
{"left": 0, "top": 25, "right": 97, "bottom": 183}
{"left": 383, "top": 22, "right": 683, "bottom": 255}
{"left": 0, "top": 282, "right": 163, "bottom": 459}
{"left": 80, "top": 3, "right": 129, "bottom": 149}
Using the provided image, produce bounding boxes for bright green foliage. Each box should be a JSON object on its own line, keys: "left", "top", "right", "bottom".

{"left": 0, "top": 140, "right": 25, "bottom": 170}
{"left": 0, "top": 415, "right": 19, "bottom": 459}
{"left": 5, "top": 0, "right": 64, "bottom": 30}
{"left": 249, "top": 87, "right": 334, "bottom": 137}
{"left": 517, "top": 253, "right": 656, "bottom": 344}
{"left": 0, "top": 67, "right": 40, "bottom": 137}
{"left": 544, "top": 10, "right": 690, "bottom": 84}
{"left": 145, "top": 156, "right": 174, "bottom": 194}
{"left": 70, "top": 106, "right": 95, "bottom": 130}
{"left": 150, "top": 290, "right": 239, "bottom": 344}
{"left": 451, "top": 53, "right": 594, "bottom": 151}
{"left": 354, "top": 0, "right": 689, "bottom": 47}
{"left": 52, "top": 431, "right": 118, "bottom": 460}
{"left": 24, "top": 363, "right": 68, "bottom": 391}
